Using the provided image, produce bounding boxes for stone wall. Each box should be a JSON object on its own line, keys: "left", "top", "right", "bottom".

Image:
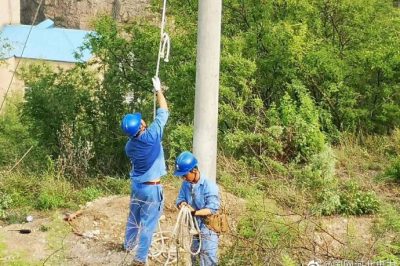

{"left": 20, "top": 0, "right": 150, "bottom": 29}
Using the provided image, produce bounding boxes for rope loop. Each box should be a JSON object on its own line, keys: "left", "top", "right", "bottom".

{"left": 149, "top": 206, "right": 202, "bottom": 265}
{"left": 153, "top": 0, "right": 170, "bottom": 118}
{"left": 160, "top": 32, "right": 170, "bottom": 62}
{"left": 171, "top": 206, "right": 201, "bottom": 256}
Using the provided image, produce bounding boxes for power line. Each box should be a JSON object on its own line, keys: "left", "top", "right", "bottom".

{"left": 0, "top": 0, "right": 44, "bottom": 112}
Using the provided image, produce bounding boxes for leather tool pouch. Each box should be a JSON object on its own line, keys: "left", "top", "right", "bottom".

{"left": 204, "top": 211, "right": 229, "bottom": 234}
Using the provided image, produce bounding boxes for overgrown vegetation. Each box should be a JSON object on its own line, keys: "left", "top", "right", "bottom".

{"left": 1, "top": 0, "right": 400, "bottom": 264}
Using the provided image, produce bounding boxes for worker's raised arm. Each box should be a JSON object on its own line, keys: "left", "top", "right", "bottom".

{"left": 152, "top": 77, "right": 168, "bottom": 111}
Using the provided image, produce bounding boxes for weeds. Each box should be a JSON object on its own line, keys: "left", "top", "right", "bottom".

{"left": 0, "top": 171, "right": 129, "bottom": 222}
{"left": 56, "top": 124, "right": 94, "bottom": 182}
{"left": 0, "top": 192, "right": 12, "bottom": 219}
{"left": 383, "top": 157, "right": 400, "bottom": 182}
{"left": 0, "top": 237, "right": 39, "bottom": 265}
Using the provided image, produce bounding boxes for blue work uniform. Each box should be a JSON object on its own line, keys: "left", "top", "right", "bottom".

{"left": 124, "top": 108, "right": 169, "bottom": 263}
{"left": 176, "top": 175, "right": 220, "bottom": 266}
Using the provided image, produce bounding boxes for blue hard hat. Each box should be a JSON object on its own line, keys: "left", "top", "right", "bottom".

{"left": 174, "top": 151, "right": 198, "bottom": 176}
{"left": 121, "top": 113, "right": 142, "bottom": 137}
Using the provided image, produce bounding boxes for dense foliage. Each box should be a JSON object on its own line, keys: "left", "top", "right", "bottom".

{"left": 1, "top": 0, "right": 400, "bottom": 263}
{"left": 16, "top": 0, "right": 400, "bottom": 173}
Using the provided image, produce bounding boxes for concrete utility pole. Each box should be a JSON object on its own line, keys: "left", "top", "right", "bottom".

{"left": 193, "top": 0, "right": 222, "bottom": 182}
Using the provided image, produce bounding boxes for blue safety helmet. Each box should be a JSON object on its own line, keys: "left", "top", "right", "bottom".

{"left": 174, "top": 151, "right": 198, "bottom": 176}
{"left": 121, "top": 113, "right": 142, "bottom": 137}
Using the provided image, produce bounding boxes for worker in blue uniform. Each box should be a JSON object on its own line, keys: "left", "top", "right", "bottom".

{"left": 174, "top": 151, "right": 220, "bottom": 266}
{"left": 121, "top": 77, "right": 168, "bottom": 266}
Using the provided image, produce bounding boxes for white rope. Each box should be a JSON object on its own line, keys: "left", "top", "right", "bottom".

{"left": 172, "top": 205, "right": 201, "bottom": 256}
{"left": 149, "top": 227, "right": 177, "bottom": 265}
{"left": 160, "top": 33, "right": 170, "bottom": 62}
{"left": 149, "top": 206, "right": 202, "bottom": 265}
{"left": 153, "top": 0, "right": 170, "bottom": 119}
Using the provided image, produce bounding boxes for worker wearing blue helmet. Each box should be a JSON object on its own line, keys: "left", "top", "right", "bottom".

{"left": 121, "top": 77, "right": 168, "bottom": 265}
{"left": 175, "top": 151, "right": 220, "bottom": 266}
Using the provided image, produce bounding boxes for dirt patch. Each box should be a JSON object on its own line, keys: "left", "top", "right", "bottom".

{"left": 0, "top": 217, "right": 54, "bottom": 262}
{"left": 313, "top": 216, "right": 376, "bottom": 260}
{"left": 0, "top": 184, "right": 245, "bottom": 265}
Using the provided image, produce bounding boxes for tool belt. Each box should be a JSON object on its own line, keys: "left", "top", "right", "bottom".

{"left": 204, "top": 212, "right": 229, "bottom": 234}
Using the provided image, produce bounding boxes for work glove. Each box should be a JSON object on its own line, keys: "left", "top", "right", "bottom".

{"left": 152, "top": 77, "right": 161, "bottom": 92}
{"left": 179, "top": 202, "right": 195, "bottom": 212}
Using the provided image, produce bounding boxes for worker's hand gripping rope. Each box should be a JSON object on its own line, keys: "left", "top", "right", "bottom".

{"left": 152, "top": 77, "right": 161, "bottom": 92}
{"left": 153, "top": 0, "right": 170, "bottom": 118}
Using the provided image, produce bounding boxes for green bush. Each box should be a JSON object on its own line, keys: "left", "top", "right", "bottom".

{"left": 296, "top": 145, "right": 336, "bottom": 189}
{"left": 293, "top": 145, "right": 341, "bottom": 215}
{"left": 218, "top": 163, "right": 261, "bottom": 199}
{"left": 384, "top": 157, "right": 400, "bottom": 181}
{"left": 35, "top": 174, "right": 79, "bottom": 210}
{"left": 56, "top": 124, "right": 94, "bottom": 181}
{"left": 0, "top": 94, "right": 45, "bottom": 171}
{"left": 0, "top": 172, "right": 39, "bottom": 208}
{"left": 223, "top": 127, "right": 284, "bottom": 170}
{"left": 100, "top": 176, "right": 130, "bottom": 195}
{"left": 0, "top": 171, "right": 129, "bottom": 214}
{"left": 374, "top": 204, "right": 400, "bottom": 234}
{"left": 312, "top": 181, "right": 380, "bottom": 216}
{"left": 0, "top": 192, "right": 12, "bottom": 219}
{"left": 312, "top": 188, "right": 341, "bottom": 216}
{"left": 221, "top": 82, "right": 328, "bottom": 174}
{"left": 21, "top": 64, "right": 92, "bottom": 155}
{"left": 80, "top": 186, "right": 103, "bottom": 202}
{"left": 0, "top": 171, "right": 79, "bottom": 211}
{"left": 390, "top": 128, "right": 400, "bottom": 156}
{"left": 373, "top": 204, "right": 400, "bottom": 263}
{"left": 268, "top": 82, "right": 326, "bottom": 162}
{"left": 164, "top": 124, "right": 193, "bottom": 162}
{"left": 339, "top": 181, "right": 380, "bottom": 215}
{"left": 36, "top": 192, "right": 66, "bottom": 210}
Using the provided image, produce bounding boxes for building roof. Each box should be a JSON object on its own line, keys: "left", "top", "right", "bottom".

{"left": 0, "top": 19, "right": 93, "bottom": 63}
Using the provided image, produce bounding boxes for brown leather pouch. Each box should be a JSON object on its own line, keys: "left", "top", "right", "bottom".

{"left": 205, "top": 212, "right": 229, "bottom": 234}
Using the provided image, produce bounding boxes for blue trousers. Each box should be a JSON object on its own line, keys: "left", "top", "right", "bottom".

{"left": 124, "top": 182, "right": 164, "bottom": 262}
{"left": 191, "top": 224, "right": 219, "bottom": 266}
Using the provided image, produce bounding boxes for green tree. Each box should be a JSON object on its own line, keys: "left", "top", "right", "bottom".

{"left": 19, "top": 0, "right": 400, "bottom": 175}
{"left": 21, "top": 64, "right": 97, "bottom": 168}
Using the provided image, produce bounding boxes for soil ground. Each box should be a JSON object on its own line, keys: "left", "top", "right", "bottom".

{"left": 0, "top": 184, "right": 244, "bottom": 266}
{"left": 0, "top": 176, "right": 391, "bottom": 265}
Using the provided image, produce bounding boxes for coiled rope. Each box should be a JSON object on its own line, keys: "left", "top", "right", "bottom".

{"left": 171, "top": 205, "right": 202, "bottom": 256}
{"left": 149, "top": 205, "right": 202, "bottom": 265}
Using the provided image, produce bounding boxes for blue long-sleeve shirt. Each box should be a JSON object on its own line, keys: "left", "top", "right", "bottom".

{"left": 176, "top": 175, "right": 220, "bottom": 227}
{"left": 125, "top": 108, "right": 169, "bottom": 183}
